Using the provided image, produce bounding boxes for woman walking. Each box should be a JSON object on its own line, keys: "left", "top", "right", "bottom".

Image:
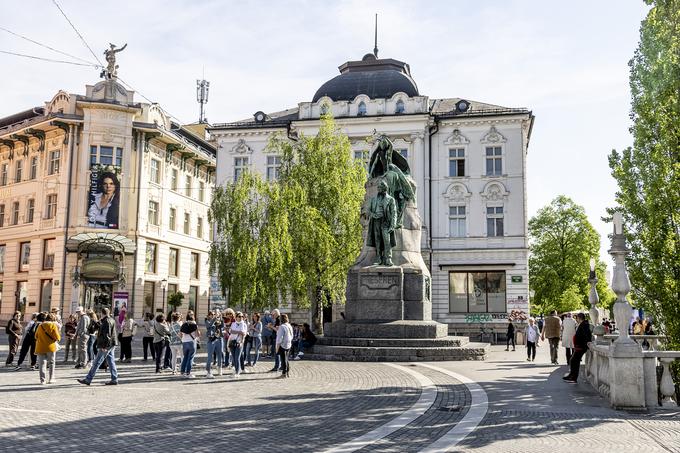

{"left": 152, "top": 314, "right": 170, "bottom": 373}
{"left": 505, "top": 319, "right": 516, "bottom": 351}
{"left": 120, "top": 312, "right": 137, "bottom": 363}
{"left": 275, "top": 314, "right": 293, "bottom": 378}
{"left": 35, "top": 312, "right": 61, "bottom": 384}
{"left": 180, "top": 312, "right": 199, "bottom": 378}
{"left": 526, "top": 317, "right": 539, "bottom": 362}
{"left": 245, "top": 313, "right": 262, "bottom": 367}
{"left": 168, "top": 312, "right": 183, "bottom": 374}
{"left": 86, "top": 310, "right": 99, "bottom": 366}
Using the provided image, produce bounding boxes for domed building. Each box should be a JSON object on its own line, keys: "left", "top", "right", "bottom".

{"left": 210, "top": 51, "right": 534, "bottom": 341}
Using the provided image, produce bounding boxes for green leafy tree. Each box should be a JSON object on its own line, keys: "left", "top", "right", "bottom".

{"left": 167, "top": 291, "right": 184, "bottom": 312}
{"left": 270, "top": 115, "right": 366, "bottom": 332}
{"left": 609, "top": 1, "right": 680, "bottom": 351}
{"left": 529, "top": 196, "right": 611, "bottom": 314}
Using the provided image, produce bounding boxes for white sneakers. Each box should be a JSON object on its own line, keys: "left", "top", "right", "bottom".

{"left": 206, "top": 372, "right": 214, "bottom": 379}
{"left": 218, "top": 367, "right": 223, "bottom": 376}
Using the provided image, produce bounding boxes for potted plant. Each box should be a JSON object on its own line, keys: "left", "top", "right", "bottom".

{"left": 167, "top": 291, "right": 184, "bottom": 313}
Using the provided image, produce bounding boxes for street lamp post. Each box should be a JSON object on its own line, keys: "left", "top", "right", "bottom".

{"left": 588, "top": 257, "right": 605, "bottom": 339}
{"left": 161, "top": 278, "right": 168, "bottom": 314}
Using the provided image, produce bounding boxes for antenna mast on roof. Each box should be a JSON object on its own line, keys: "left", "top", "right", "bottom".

{"left": 373, "top": 13, "right": 379, "bottom": 58}
{"left": 196, "top": 76, "right": 210, "bottom": 124}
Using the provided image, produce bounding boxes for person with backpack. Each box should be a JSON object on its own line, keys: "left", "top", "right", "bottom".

{"left": 35, "top": 312, "right": 61, "bottom": 384}
{"left": 74, "top": 306, "right": 90, "bottom": 369}
{"left": 77, "top": 307, "right": 119, "bottom": 386}
{"left": 13, "top": 313, "right": 38, "bottom": 371}
{"left": 5, "top": 311, "right": 23, "bottom": 366}
{"left": 152, "top": 314, "right": 171, "bottom": 374}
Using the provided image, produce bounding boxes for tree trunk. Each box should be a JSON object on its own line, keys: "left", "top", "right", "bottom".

{"left": 312, "top": 285, "right": 324, "bottom": 335}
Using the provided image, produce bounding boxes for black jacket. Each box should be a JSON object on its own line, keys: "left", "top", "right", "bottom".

{"left": 574, "top": 320, "right": 592, "bottom": 351}
{"left": 96, "top": 316, "right": 118, "bottom": 349}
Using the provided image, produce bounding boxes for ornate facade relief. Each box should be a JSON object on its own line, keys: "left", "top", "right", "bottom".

{"left": 443, "top": 182, "right": 472, "bottom": 202}
{"left": 480, "top": 125, "right": 507, "bottom": 144}
{"left": 480, "top": 181, "right": 509, "bottom": 201}
{"left": 444, "top": 129, "right": 469, "bottom": 145}
{"left": 231, "top": 138, "right": 253, "bottom": 154}
{"left": 46, "top": 90, "right": 71, "bottom": 114}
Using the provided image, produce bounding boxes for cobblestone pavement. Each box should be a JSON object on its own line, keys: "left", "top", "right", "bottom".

{"left": 1, "top": 337, "right": 679, "bottom": 452}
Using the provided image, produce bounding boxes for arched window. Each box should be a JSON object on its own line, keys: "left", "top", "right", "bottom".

{"left": 395, "top": 99, "right": 405, "bottom": 114}
{"left": 320, "top": 103, "right": 329, "bottom": 115}
{"left": 357, "top": 101, "right": 367, "bottom": 116}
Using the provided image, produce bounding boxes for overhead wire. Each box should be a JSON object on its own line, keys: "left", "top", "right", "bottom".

{"left": 51, "top": 0, "right": 103, "bottom": 67}
{"left": 0, "top": 50, "right": 98, "bottom": 67}
{"left": 0, "top": 25, "right": 99, "bottom": 66}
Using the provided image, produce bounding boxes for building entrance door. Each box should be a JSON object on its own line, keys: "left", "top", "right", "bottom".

{"left": 84, "top": 283, "right": 113, "bottom": 314}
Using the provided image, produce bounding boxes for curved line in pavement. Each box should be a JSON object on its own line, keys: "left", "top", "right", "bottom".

{"left": 417, "top": 363, "right": 489, "bottom": 453}
{"left": 321, "top": 363, "right": 437, "bottom": 453}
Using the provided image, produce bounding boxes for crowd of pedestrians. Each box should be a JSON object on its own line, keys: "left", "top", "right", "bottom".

{"left": 4, "top": 305, "right": 316, "bottom": 385}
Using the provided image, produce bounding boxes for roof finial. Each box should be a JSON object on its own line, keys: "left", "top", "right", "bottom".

{"left": 373, "top": 13, "right": 378, "bottom": 58}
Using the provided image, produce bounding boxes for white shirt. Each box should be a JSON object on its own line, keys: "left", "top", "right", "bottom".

{"left": 561, "top": 317, "right": 577, "bottom": 348}
{"left": 276, "top": 322, "right": 294, "bottom": 350}
{"left": 527, "top": 325, "right": 539, "bottom": 343}
{"left": 228, "top": 320, "right": 247, "bottom": 342}
{"left": 87, "top": 192, "right": 113, "bottom": 227}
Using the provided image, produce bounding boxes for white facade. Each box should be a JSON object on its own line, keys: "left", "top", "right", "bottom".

{"left": 210, "top": 53, "right": 534, "bottom": 338}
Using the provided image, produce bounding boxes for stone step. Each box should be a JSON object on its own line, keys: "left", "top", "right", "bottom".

{"left": 306, "top": 342, "right": 489, "bottom": 362}
{"left": 317, "top": 335, "right": 470, "bottom": 348}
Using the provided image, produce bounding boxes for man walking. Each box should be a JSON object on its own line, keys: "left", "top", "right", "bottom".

{"left": 5, "top": 311, "right": 23, "bottom": 366}
{"left": 13, "top": 313, "right": 38, "bottom": 370}
{"left": 74, "top": 306, "right": 90, "bottom": 369}
{"left": 563, "top": 313, "right": 592, "bottom": 383}
{"left": 541, "top": 310, "right": 562, "bottom": 365}
{"left": 77, "top": 308, "right": 118, "bottom": 386}
{"left": 561, "top": 313, "right": 577, "bottom": 364}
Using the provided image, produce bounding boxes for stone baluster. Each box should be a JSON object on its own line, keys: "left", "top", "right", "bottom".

{"left": 609, "top": 212, "right": 638, "bottom": 351}
{"left": 659, "top": 357, "right": 678, "bottom": 407}
{"left": 588, "top": 258, "right": 605, "bottom": 340}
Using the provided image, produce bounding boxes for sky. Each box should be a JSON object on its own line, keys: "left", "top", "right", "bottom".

{"left": 0, "top": 0, "right": 651, "bottom": 272}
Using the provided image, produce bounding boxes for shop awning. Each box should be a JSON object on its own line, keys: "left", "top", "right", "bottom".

{"left": 66, "top": 232, "right": 136, "bottom": 255}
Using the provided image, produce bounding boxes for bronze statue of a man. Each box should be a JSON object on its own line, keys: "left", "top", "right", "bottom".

{"left": 367, "top": 179, "right": 397, "bottom": 266}
{"left": 103, "top": 43, "right": 127, "bottom": 79}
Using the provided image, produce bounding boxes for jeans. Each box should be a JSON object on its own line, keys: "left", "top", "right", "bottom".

{"left": 64, "top": 337, "right": 77, "bottom": 361}
{"left": 569, "top": 349, "right": 586, "bottom": 380}
{"left": 87, "top": 335, "right": 97, "bottom": 363}
{"left": 85, "top": 346, "right": 118, "bottom": 383}
{"left": 5, "top": 336, "right": 19, "bottom": 364}
{"left": 143, "top": 336, "right": 155, "bottom": 360}
{"left": 170, "top": 344, "right": 183, "bottom": 372}
{"left": 154, "top": 340, "right": 168, "bottom": 372}
{"left": 206, "top": 338, "right": 224, "bottom": 374}
{"left": 527, "top": 341, "right": 536, "bottom": 360}
{"left": 228, "top": 340, "right": 243, "bottom": 374}
{"left": 76, "top": 335, "right": 89, "bottom": 366}
{"left": 277, "top": 347, "right": 290, "bottom": 375}
{"left": 37, "top": 351, "right": 56, "bottom": 383}
{"left": 16, "top": 335, "right": 36, "bottom": 367}
{"left": 548, "top": 337, "right": 560, "bottom": 363}
{"left": 120, "top": 336, "right": 133, "bottom": 361}
{"left": 506, "top": 334, "right": 515, "bottom": 349}
{"left": 245, "top": 337, "right": 261, "bottom": 365}
{"left": 180, "top": 341, "right": 196, "bottom": 374}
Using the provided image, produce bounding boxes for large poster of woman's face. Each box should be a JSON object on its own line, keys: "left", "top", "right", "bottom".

{"left": 87, "top": 164, "right": 121, "bottom": 229}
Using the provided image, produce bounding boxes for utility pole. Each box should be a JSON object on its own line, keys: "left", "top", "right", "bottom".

{"left": 196, "top": 78, "right": 210, "bottom": 123}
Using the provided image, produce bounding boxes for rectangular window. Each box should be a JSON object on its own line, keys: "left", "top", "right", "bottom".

{"left": 19, "top": 241, "right": 30, "bottom": 272}
{"left": 171, "top": 169, "right": 178, "bottom": 191}
{"left": 168, "top": 283, "right": 178, "bottom": 297}
{"left": 184, "top": 212, "right": 190, "bottom": 234}
{"left": 486, "top": 206, "right": 504, "bottom": 237}
{"left": 169, "top": 207, "right": 176, "bottom": 231}
{"left": 143, "top": 280, "right": 155, "bottom": 313}
{"left": 234, "top": 156, "right": 248, "bottom": 181}
{"left": 0, "top": 164, "right": 7, "bottom": 185}
{"left": 40, "top": 279, "right": 52, "bottom": 312}
{"left": 266, "top": 155, "right": 282, "bottom": 181}
{"left": 169, "top": 248, "right": 179, "bottom": 277}
{"left": 190, "top": 252, "right": 199, "bottom": 279}
{"left": 148, "top": 200, "right": 159, "bottom": 225}
{"left": 30, "top": 156, "right": 38, "bottom": 179}
{"left": 15, "top": 160, "right": 23, "bottom": 183}
{"left": 16, "top": 281, "right": 28, "bottom": 313}
{"left": 100, "top": 146, "right": 114, "bottom": 166}
{"left": 0, "top": 204, "right": 4, "bottom": 227}
{"left": 449, "top": 148, "right": 465, "bottom": 177}
{"left": 48, "top": 150, "right": 60, "bottom": 175}
{"left": 26, "top": 199, "right": 34, "bottom": 223}
{"left": 145, "top": 242, "right": 157, "bottom": 273}
{"left": 448, "top": 206, "right": 466, "bottom": 238}
{"left": 398, "top": 148, "right": 408, "bottom": 159}
{"left": 199, "top": 181, "right": 205, "bottom": 202}
{"left": 197, "top": 217, "right": 203, "bottom": 239}
{"left": 43, "top": 238, "right": 55, "bottom": 270}
{"left": 46, "top": 194, "right": 57, "bottom": 219}
{"left": 90, "top": 145, "right": 97, "bottom": 168}
{"left": 485, "top": 146, "right": 502, "bottom": 176}
{"left": 188, "top": 285, "right": 198, "bottom": 311}
{"left": 11, "top": 202, "right": 19, "bottom": 225}
{"left": 150, "top": 159, "right": 160, "bottom": 184}
{"left": 449, "top": 271, "right": 506, "bottom": 313}
{"left": 353, "top": 150, "right": 369, "bottom": 170}
{"left": 0, "top": 244, "right": 5, "bottom": 273}
{"left": 116, "top": 148, "right": 123, "bottom": 167}
{"left": 185, "top": 175, "right": 192, "bottom": 197}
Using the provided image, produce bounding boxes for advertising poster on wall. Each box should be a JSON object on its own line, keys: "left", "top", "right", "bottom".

{"left": 87, "top": 164, "right": 121, "bottom": 229}
{"left": 113, "top": 291, "right": 129, "bottom": 323}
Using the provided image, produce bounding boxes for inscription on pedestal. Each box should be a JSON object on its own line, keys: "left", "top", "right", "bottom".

{"left": 359, "top": 273, "right": 400, "bottom": 299}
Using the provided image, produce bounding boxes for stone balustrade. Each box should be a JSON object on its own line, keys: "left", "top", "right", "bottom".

{"left": 586, "top": 335, "right": 680, "bottom": 410}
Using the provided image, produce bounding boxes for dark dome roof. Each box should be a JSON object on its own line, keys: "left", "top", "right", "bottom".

{"left": 312, "top": 56, "right": 419, "bottom": 103}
